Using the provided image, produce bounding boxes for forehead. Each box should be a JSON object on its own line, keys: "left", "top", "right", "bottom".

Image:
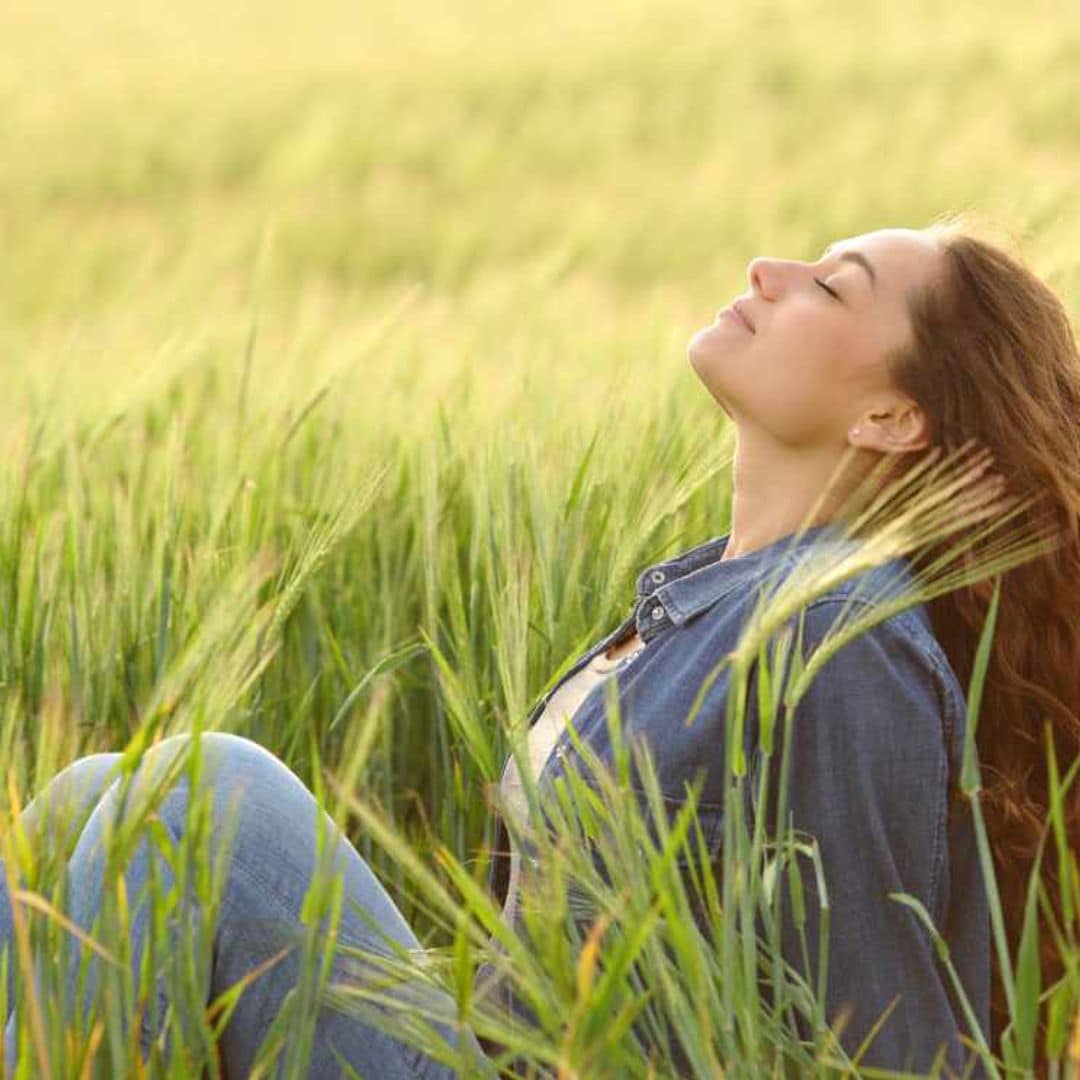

{"left": 828, "top": 227, "right": 944, "bottom": 298}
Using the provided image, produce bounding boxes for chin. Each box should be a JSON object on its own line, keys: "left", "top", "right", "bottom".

{"left": 686, "top": 319, "right": 740, "bottom": 363}
{"left": 686, "top": 332, "right": 712, "bottom": 369}
{"left": 687, "top": 334, "right": 722, "bottom": 377}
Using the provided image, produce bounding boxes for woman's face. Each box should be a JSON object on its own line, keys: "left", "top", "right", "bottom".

{"left": 687, "top": 227, "right": 946, "bottom": 451}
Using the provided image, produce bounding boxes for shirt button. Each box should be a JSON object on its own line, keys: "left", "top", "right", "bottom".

{"left": 650, "top": 569, "right": 666, "bottom": 584}
{"left": 651, "top": 604, "right": 664, "bottom": 620}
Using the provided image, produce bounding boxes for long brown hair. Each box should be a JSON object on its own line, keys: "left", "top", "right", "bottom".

{"left": 884, "top": 212, "right": 1080, "bottom": 1067}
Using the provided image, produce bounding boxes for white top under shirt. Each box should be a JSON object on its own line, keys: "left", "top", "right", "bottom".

{"left": 496, "top": 633, "right": 647, "bottom": 926}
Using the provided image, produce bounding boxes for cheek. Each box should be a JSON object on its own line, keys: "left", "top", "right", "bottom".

{"left": 743, "top": 323, "right": 857, "bottom": 440}
{"left": 687, "top": 307, "right": 863, "bottom": 436}
{"left": 769, "top": 311, "right": 859, "bottom": 387}
{"left": 773, "top": 306, "right": 836, "bottom": 355}
{"left": 767, "top": 366, "right": 839, "bottom": 427}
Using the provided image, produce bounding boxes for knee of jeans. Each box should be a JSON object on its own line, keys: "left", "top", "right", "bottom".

{"left": 137, "top": 731, "right": 295, "bottom": 812}
{"left": 9, "top": 752, "right": 123, "bottom": 859}
{"left": 141, "top": 730, "right": 273, "bottom": 770}
{"left": 25, "top": 752, "right": 124, "bottom": 835}
{"left": 196, "top": 731, "right": 285, "bottom": 776}
{"left": 48, "top": 752, "right": 124, "bottom": 799}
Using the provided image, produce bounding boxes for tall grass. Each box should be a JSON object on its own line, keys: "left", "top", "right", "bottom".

{"left": 2, "top": 0, "right": 1080, "bottom": 1073}
{"left": 312, "top": 443, "right": 1069, "bottom": 1078}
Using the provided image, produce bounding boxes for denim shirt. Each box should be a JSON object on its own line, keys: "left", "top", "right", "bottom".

{"left": 476, "top": 523, "right": 991, "bottom": 1075}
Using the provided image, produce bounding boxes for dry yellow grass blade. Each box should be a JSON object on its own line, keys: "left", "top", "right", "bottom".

{"left": 8, "top": 889, "right": 121, "bottom": 967}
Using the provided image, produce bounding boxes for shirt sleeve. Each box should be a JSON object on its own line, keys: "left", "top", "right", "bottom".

{"left": 749, "top": 599, "right": 976, "bottom": 1074}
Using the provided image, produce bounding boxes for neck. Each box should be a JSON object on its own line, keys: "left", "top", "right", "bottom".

{"left": 719, "top": 431, "right": 864, "bottom": 562}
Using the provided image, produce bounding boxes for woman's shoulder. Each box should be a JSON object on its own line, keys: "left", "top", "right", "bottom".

{"left": 796, "top": 552, "right": 948, "bottom": 667}
{"left": 649, "top": 526, "right": 968, "bottom": 718}
{"left": 783, "top": 558, "right": 971, "bottom": 762}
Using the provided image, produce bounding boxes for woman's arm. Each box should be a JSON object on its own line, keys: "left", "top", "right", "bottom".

{"left": 751, "top": 598, "right": 982, "bottom": 1074}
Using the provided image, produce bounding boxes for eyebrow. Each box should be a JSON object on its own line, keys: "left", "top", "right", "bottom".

{"left": 822, "top": 243, "right": 878, "bottom": 293}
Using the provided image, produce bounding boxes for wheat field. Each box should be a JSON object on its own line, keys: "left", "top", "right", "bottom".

{"left": 0, "top": 0, "right": 1078, "bottom": 1074}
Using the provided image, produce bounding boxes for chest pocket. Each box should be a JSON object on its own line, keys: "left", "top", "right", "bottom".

{"left": 625, "top": 784, "right": 727, "bottom": 863}
{"left": 546, "top": 772, "right": 728, "bottom": 936}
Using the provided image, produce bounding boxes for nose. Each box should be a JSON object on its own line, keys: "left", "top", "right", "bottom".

{"left": 747, "top": 255, "right": 811, "bottom": 300}
{"left": 747, "top": 256, "right": 775, "bottom": 298}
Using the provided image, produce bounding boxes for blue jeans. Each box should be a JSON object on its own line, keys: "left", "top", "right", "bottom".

{"left": 0, "top": 732, "right": 497, "bottom": 1078}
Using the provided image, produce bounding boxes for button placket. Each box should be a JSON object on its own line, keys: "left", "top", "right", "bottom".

{"left": 635, "top": 590, "right": 670, "bottom": 641}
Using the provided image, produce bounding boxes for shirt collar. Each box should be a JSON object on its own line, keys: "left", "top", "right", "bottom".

{"left": 635, "top": 522, "right": 846, "bottom": 628}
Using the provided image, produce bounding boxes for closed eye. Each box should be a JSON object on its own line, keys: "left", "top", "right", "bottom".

{"left": 814, "top": 277, "right": 841, "bottom": 301}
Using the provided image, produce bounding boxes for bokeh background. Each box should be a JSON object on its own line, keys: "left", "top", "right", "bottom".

{"left": 2, "top": 0, "right": 1078, "bottom": 931}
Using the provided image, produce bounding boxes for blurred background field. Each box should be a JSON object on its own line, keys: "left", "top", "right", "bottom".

{"left": 6, "top": 0, "right": 1080, "bottom": 413}
{"left": 1, "top": 0, "right": 1079, "bottom": 1027}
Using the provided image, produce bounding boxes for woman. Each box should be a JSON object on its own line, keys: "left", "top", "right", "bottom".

{"left": 2, "top": 217, "right": 1077, "bottom": 1076}
{"left": 679, "top": 219, "right": 1078, "bottom": 1074}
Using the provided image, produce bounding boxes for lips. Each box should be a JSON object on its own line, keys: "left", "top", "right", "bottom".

{"left": 732, "top": 300, "right": 755, "bottom": 333}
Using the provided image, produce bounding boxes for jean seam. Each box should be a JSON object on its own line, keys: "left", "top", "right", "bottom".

{"left": 929, "top": 738, "right": 948, "bottom": 931}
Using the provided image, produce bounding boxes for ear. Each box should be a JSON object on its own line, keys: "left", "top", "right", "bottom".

{"left": 848, "top": 398, "right": 930, "bottom": 454}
